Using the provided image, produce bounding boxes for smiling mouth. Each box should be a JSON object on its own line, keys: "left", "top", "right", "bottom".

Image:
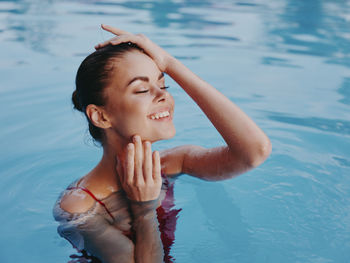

{"left": 148, "top": 109, "right": 173, "bottom": 121}
{"left": 150, "top": 110, "right": 170, "bottom": 120}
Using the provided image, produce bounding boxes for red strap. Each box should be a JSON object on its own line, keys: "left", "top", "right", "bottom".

{"left": 67, "top": 186, "right": 115, "bottom": 221}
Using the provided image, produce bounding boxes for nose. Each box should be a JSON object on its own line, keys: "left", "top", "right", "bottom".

{"left": 153, "top": 86, "right": 167, "bottom": 103}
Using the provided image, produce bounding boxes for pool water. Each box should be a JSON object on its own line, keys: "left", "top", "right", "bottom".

{"left": 1, "top": 0, "right": 349, "bottom": 262}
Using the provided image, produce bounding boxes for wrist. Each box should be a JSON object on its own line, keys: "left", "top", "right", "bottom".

{"left": 129, "top": 197, "right": 160, "bottom": 218}
{"left": 163, "top": 55, "right": 178, "bottom": 74}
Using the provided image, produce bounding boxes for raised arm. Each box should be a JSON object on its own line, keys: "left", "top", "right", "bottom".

{"left": 97, "top": 25, "right": 271, "bottom": 181}
{"left": 160, "top": 58, "right": 271, "bottom": 180}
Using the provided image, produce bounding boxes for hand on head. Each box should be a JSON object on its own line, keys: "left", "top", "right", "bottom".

{"left": 95, "top": 24, "right": 172, "bottom": 73}
{"left": 116, "top": 135, "right": 162, "bottom": 202}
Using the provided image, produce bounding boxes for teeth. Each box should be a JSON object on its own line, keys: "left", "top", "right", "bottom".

{"left": 150, "top": 111, "right": 170, "bottom": 120}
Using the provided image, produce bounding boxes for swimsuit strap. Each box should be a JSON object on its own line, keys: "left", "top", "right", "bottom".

{"left": 67, "top": 186, "right": 115, "bottom": 221}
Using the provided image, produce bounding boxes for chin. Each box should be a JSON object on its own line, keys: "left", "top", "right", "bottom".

{"left": 148, "top": 128, "right": 176, "bottom": 143}
{"left": 164, "top": 128, "right": 176, "bottom": 140}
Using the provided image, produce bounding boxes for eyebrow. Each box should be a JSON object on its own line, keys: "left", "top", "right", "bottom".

{"left": 126, "top": 72, "right": 164, "bottom": 87}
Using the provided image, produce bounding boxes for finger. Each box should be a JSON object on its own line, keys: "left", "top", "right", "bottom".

{"left": 143, "top": 141, "right": 152, "bottom": 182}
{"left": 152, "top": 150, "right": 161, "bottom": 182}
{"left": 95, "top": 34, "right": 139, "bottom": 50}
{"left": 95, "top": 36, "right": 119, "bottom": 49}
{"left": 116, "top": 156, "right": 124, "bottom": 186}
{"left": 101, "top": 24, "right": 130, "bottom": 35}
{"left": 133, "top": 135, "right": 144, "bottom": 185}
{"left": 126, "top": 143, "right": 135, "bottom": 186}
{"left": 109, "top": 34, "right": 141, "bottom": 46}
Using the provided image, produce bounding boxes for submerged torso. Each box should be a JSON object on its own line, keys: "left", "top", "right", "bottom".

{"left": 53, "top": 175, "right": 181, "bottom": 262}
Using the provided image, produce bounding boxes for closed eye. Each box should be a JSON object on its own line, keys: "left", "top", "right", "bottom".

{"left": 135, "top": 90, "right": 149, "bottom": 94}
{"left": 135, "top": 86, "right": 170, "bottom": 94}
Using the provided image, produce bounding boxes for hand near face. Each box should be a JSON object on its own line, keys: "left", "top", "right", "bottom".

{"left": 95, "top": 24, "right": 172, "bottom": 73}
{"left": 116, "top": 135, "right": 162, "bottom": 202}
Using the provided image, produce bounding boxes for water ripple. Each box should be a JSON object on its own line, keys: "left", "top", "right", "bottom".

{"left": 266, "top": 112, "right": 350, "bottom": 136}
{"left": 338, "top": 77, "right": 350, "bottom": 106}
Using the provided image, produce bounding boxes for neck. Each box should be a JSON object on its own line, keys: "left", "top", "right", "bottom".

{"left": 79, "top": 132, "right": 135, "bottom": 197}
{"left": 97, "top": 134, "right": 131, "bottom": 181}
{"left": 99, "top": 142, "right": 123, "bottom": 175}
{"left": 81, "top": 136, "right": 128, "bottom": 191}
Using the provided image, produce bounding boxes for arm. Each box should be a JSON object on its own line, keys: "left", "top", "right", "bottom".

{"left": 98, "top": 25, "right": 271, "bottom": 180}
{"left": 129, "top": 199, "right": 163, "bottom": 263}
{"left": 159, "top": 144, "right": 252, "bottom": 181}
{"left": 116, "top": 135, "right": 164, "bottom": 263}
{"left": 160, "top": 58, "right": 271, "bottom": 180}
{"left": 79, "top": 216, "right": 135, "bottom": 263}
{"left": 166, "top": 58, "right": 271, "bottom": 165}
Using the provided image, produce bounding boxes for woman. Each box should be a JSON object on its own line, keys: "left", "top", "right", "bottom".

{"left": 53, "top": 25, "right": 271, "bottom": 263}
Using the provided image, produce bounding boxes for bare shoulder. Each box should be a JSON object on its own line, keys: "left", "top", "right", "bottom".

{"left": 60, "top": 188, "right": 96, "bottom": 214}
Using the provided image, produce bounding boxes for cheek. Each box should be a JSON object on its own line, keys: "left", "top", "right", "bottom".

{"left": 169, "top": 94, "right": 175, "bottom": 107}
{"left": 114, "top": 99, "right": 148, "bottom": 128}
{"left": 124, "top": 98, "right": 148, "bottom": 118}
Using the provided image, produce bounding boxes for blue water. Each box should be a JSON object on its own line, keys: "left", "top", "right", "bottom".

{"left": 1, "top": 0, "right": 349, "bottom": 262}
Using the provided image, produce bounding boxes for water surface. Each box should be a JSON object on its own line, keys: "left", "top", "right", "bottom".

{"left": 0, "top": 0, "right": 349, "bottom": 262}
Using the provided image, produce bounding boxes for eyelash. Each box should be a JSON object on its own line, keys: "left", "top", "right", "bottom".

{"left": 135, "top": 86, "right": 170, "bottom": 94}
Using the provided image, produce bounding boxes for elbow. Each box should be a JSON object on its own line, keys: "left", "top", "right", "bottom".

{"left": 246, "top": 138, "right": 272, "bottom": 168}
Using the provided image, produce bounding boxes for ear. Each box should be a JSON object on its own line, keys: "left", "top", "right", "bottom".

{"left": 86, "top": 104, "right": 112, "bottom": 129}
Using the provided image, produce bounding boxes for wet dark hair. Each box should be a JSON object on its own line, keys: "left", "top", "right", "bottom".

{"left": 72, "top": 43, "right": 143, "bottom": 144}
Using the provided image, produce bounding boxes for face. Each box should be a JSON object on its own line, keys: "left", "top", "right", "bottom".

{"left": 103, "top": 50, "right": 176, "bottom": 143}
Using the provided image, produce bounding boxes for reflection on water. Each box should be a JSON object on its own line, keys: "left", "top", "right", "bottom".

{"left": 338, "top": 77, "right": 350, "bottom": 106}
{"left": 261, "top": 56, "right": 301, "bottom": 68}
{"left": 0, "top": 0, "right": 350, "bottom": 262}
{"left": 267, "top": 112, "right": 350, "bottom": 136}
{"left": 266, "top": 0, "right": 350, "bottom": 68}
{"left": 95, "top": 0, "right": 233, "bottom": 29}
{"left": 194, "top": 183, "right": 255, "bottom": 263}
{"left": 2, "top": 0, "right": 58, "bottom": 53}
